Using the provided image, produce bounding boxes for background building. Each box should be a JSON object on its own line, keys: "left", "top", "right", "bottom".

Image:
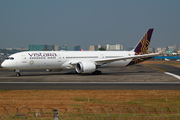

{"left": 43, "top": 45, "right": 54, "bottom": 51}
{"left": 89, "top": 45, "right": 95, "bottom": 51}
{"left": 89, "top": 45, "right": 98, "bottom": 51}
{"left": 29, "top": 44, "right": 54, "bottom": 51}
{"left": 54, "top": 45, "right": 59, "bottom": 51}
{"left": 174, "top": 44, "right": 178, "bottom": 50}
{"left": 89, "top": 45, "right": 106, "bottom": 51}
{"left": 106, "top": 44, "right": 124, "bottom": 51}
{"left": 148, "top": 47, "right": 155, "bottom": 53}
{"left": 157, "top": 47, "right": 162, "bottom": 52}
{"left": 162, "top": 47, "right": 168, "bottom": 52}
{"left": 174, "top": 44, "right": 180, "bottom": 50}
{"left": 168, "top": 46, "right": 175, "bottom": 51}
{"left": 120, "top": 44, "right": 124, "bottom": 51}
{"left": 59, "top": 45, "right": 81, "bottom": 51}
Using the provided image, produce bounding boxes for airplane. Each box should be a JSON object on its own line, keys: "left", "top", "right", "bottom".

{"left": 1, "top": 28, "right": 159, "bottom": 76}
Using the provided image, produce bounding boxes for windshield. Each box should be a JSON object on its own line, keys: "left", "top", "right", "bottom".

{"left": 6, "top": 57, "right": 14, "bottom": 60}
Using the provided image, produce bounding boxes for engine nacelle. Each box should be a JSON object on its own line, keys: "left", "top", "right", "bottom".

{"left": 75, "top": 61, "right": 96, "bottom": 73}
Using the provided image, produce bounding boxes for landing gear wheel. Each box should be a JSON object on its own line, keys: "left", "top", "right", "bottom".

{"left": 75, "top": 71, "right": 80, "bottom": 74}
{"left": 98, "top": 71, "right": 102, "bottom": 75}
{"left": 14, "top": 70, "right": 21, "bottom": 77}
{"left": 16, "top": 73, "right": 21, "bottom": 77}
{"left": 92, "top": 70, "right": 102, "bottom": 75}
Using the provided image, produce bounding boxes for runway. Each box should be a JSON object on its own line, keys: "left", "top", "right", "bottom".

{"left": 0, "top": 82, "right": 180, "bottom": 90}
{"left": 0, "top": 63, "right": 180, "bottom": 90}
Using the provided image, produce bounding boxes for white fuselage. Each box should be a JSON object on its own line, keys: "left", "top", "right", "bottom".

{"left": 2, "top": 51, "right": 134, "bottom": 70}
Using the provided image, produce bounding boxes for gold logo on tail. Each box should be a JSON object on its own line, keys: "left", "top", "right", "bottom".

{"left": 140, "top": 32, "right": 149, "bottom": 54}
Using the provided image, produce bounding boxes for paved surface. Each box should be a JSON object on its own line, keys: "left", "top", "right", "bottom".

{"left": 0, "top": 64, "right": 180, "bottom": 82}
{"left": 147, "top": 64, "right": 180, "bottom": 76}
{"left": 0, "top": 82, "right": 180, "bottom": 90}
{"left": 0, "top": 64, "right": 180, "bottom": 90}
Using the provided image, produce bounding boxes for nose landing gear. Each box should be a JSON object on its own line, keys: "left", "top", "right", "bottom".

{"left": 16, "top": 73, "right": 21, "bottom": 77}
{"left": 14, "top": 70, "right": 21, "bottom": 77}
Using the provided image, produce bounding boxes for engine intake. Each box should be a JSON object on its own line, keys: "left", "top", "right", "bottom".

{"left": 75, "top": 61, "right": 96, "bottom": 73}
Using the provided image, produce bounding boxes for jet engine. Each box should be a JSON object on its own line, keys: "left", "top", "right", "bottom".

{"left": 75, "top": 61, "right": 96, "bottom": 73}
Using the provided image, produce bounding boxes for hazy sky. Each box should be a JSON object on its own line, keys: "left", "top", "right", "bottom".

{"left": 0, "top": 0, "right": 180, "bottom": 50}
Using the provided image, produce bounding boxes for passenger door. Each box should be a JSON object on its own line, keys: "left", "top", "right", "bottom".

{"left": 21, "top": 55, "right": 27, "bottom": 63}
{"left": 57, "top": 54, "right": 61, "bottom": 62}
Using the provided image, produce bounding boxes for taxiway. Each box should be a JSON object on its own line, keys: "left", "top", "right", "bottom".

{"left": 0, "top": 64, "right": 180, "bottom": 90}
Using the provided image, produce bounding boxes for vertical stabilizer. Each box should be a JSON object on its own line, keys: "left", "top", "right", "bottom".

{"left": 126, "top": 28, "right": 154, "bottom": 66}
{"left": 133, "top": 28, "right": 154, "bottom": 55}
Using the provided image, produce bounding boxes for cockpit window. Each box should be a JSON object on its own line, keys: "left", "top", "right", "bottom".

{"left": 6, "top": 57, "right": 14, "bottom": 60}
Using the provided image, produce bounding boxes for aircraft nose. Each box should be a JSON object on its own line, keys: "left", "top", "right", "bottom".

{"left": 1, "top": 61, "right": 6, "bottom": 68}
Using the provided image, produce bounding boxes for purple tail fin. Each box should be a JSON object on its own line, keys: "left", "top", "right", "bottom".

{"left": 134, "top": 28, "right": 154, "bottom": 55}
{"left": 126, "top": 29, "right": 154, "bottom": 66}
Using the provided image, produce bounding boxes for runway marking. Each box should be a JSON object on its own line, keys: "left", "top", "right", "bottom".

{"left": 146, "top": 65, "right": 166, "bottom": 72}
{"left": 146, "top": 65, "right": 180, "bottom": 80}
{"left": 165, "top": 72, "right": 180, "bottom": 80}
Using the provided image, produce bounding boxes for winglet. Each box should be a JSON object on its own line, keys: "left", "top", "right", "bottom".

{"left": 133, "top": 28, "right": 154, "bottom": 55}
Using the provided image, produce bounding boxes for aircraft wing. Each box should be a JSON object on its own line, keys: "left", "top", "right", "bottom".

{"left": 95, "top": 53, "right": 159, "bottom": 63}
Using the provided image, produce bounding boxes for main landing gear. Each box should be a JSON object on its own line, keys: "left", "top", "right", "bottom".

{"left": 14, "top": 70, "right": 21, "bottom": 77}
{"left": 92, "top": 70, "right": 102, "bottom": 75}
